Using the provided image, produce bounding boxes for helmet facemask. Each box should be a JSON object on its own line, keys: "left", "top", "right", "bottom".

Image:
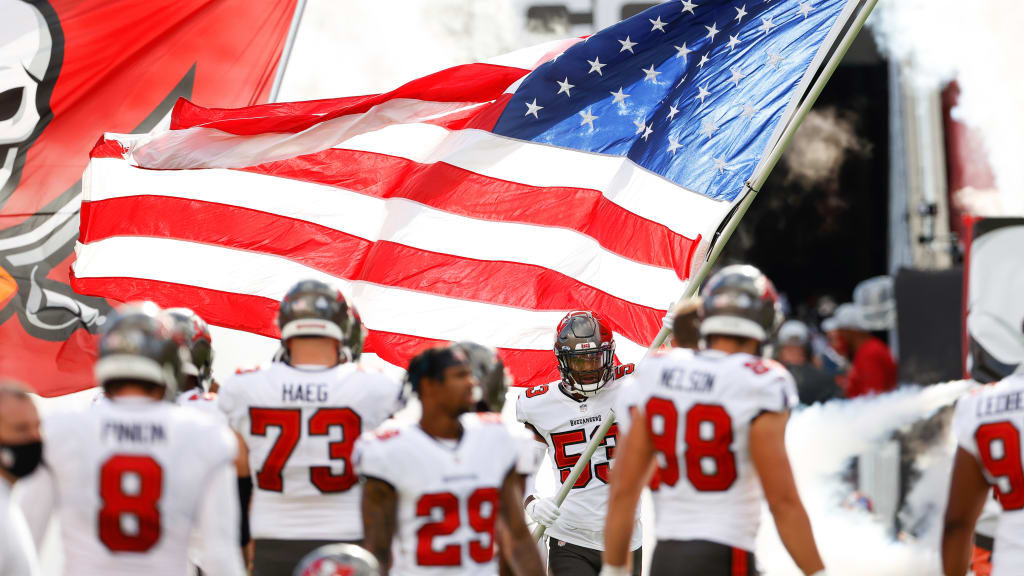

{"left": 557, "top": 344, "right": 614, "bottom": 397}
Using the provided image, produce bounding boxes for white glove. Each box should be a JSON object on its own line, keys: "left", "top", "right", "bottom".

{"left": 661, "top": 302, "right": 676, "bottom": 332}
{"left": 525, "top": 497, "right": 560, "bottom": 527}
{"left": 599, "top": 564, "right": 629, "bottom": 576}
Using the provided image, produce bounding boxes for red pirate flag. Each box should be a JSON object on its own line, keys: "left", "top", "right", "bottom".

{"left": 0, "top": 0, "right": 298, "bottom": 396}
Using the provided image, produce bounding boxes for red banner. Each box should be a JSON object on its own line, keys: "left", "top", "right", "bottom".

{"left": 0, "top": 0, "right": 297, "bottom": 396}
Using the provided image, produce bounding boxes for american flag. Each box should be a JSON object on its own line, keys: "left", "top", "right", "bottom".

{"left": 72, "top": 0, "right": 861, "bottom": 387}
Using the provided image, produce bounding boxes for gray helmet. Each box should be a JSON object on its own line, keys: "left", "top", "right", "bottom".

{"left": 164, "top": 307, "right": 214, "bottom": 388}
{"left": 454, "top": 341, "right": 509, "bottom": 412}
{"left": 278, "top": 280, "right": 350, "bottom": 343}
{"left": 554, "top": 311, "right": 615, "bottom": 397}
{"left": 293, "top": 543, "right": 380, "bottom": 576}
{"left": 95, "top": 302, "right": 186, "bottom": 398}
{"left": 700, "top": 265, "right": 781, "bottom": 342}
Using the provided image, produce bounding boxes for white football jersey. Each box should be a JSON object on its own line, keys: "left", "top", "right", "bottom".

{"left": 627, "top": 348, "right": 798, "bottom": 552}
{"left": 354, "top": 413, "right": 517, "bottom": 576}
{"left": 515, "top": 367, "right": 642, "bottom": 550}
{"left": 953, "top": 374, "right": 1024, "bottom": 576}
{"left": 176, "top": 389, "right": 225, "bottom": 422}
{"left": 29, "top": 398, "right": 242, "bottom": 576}
{"left": 218, "top": 361, "right": 403, "bottom": 540}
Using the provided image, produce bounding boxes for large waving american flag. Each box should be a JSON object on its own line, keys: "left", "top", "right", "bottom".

{"left": 73, "top": 0, "right": 862, "bottom": 386}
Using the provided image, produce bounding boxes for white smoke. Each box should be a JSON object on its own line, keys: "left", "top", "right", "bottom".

{"left": 756, "top": 380, "right": 973, "bottom": 576}
{"left": 868, "top": 0, "right": 1024, "bottom": 215}
{"left": 782, "top": 107, "right": 871, "bottom": 190}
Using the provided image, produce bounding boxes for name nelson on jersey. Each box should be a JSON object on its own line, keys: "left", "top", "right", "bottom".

{"left": 659, "top": 367, "right": 716, "bottom": 393}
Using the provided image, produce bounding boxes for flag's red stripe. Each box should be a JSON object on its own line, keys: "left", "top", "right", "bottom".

{"left": 365, "top": 331, "right": 559, "bottom": 388}
{"left": 244, "top": 149, "right": 700, "bottom": 279}
{"left": 78, "top": 196, "right": 663, "bottom": 344}
{"left": 170, "top": 63, "right": 530, "bottom": 134}
{"left": 68, "top": 273, "right": 558, "bottom": 387}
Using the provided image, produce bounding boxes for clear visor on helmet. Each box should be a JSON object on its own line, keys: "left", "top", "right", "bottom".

{"left": 560, "top": 347, "right": 613, "bottom": 390}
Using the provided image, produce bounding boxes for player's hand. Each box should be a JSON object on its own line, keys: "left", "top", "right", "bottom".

{"left": 599, "top": 565, "right": 629, "bottom": 576}
{"left": 525, "top": 497, "right": 560, "bottom": 526}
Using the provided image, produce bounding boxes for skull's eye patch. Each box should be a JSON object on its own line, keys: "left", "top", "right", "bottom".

{"left": 0, "top": 87, "right": 25, "bottom": 122}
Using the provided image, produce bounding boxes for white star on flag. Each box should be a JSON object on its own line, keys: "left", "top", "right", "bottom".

{"left": 524, "top": 99, "right": 543, "bottom": 118}
{"left": 556, "top": 77, "right": 574, "bottom": 97}
{"left": 642, "top": 64, "right": 662, "bottom": 83}
{"left": 587, "top": 57, "right": 607, "bottom": 76}
{"left": 667, "top": 104, "right": 680, "bottom": 120}
{"left": 667, "top": 136, "right": 682, "bottom": 154}
{"left": 759, "top": 16, "right": 776, "bottom": 34}
{"left": 699, "top": 117, "right": 718, "bottom": 138}
{"left": 650, "top": 16, "right": 667, "bottom": 32}
{"left": 610, "top": 87, "right": 630, "bottom": 104}
{"left": 735, "top": 4, "right": 747, "bottom": 22}
{"left": 729, "top": 67, "right": 747, "bottom": 87}
{"left": 619, "top": 36, "right": 638, "bottom": 53}
{"left": 767, "top": 51, "right": 785, "bottom": 69}
{"left": 634, "top": 118, "right": 647, "bottom": 135}
{"left": 698, "top": 52, "right": 710, "bottom": 69}
{"left": 798, "top": 2, "right": 813, "bottom": 18}
{"left": 674, "top": 42, "right": 693, "bottom": 60}
{"left": 641, "top": 125, "right": 654, "bottom": 141}
{"left": 695, "top": 83, "right": 711, "bottom": 103}
{"left": 741, "top": 103, "right": 759, "bottom": 119}
{"left": 728, "top": 34, "right": 741, "bottom": 51}
{"left": 579, "top": 109, "right": 598, "bottom": 129}
{"left": 681, "top": 0, "right": 697, "bottom": 15}
{"left": 705, "top": 22, "right": 720, "bottom": 41}
{"left": 713, "top": 156, "right": 730, "bottom": 174}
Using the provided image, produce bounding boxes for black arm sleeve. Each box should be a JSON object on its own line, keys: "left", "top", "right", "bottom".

{"left": 237, "top": 475, "right": 252, "bottom": 547}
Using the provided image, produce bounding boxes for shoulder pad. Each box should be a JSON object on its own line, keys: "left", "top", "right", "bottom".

{"left": 614, "top": 363, "right": 635, "bottom": 379}
{"left": 373, "top": 428, "right": 401, "bottom": 441}
{"left": 522, "top": 383, "right": 552, "bottom": 399}
{"left": 475, "top": 412, "right": 504, "bottom": 425}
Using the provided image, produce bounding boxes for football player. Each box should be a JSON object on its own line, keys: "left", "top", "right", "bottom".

{"left": 603, "top": 265, "right": 826, "bottom": 576}
{"left": 217, "top": 279, "right": 403, "bottom": 576}
{"left": 515, "top": 311, "right": 641, "bottom": 576}
{"left": 164, "top": 308, "right": 217, "bottom": 409}
{"left": 355, "top": 345, "right": 545, "bottom": 576}
{"left": 16, "top": 302, "right": 245, "bottom": 576}
{"left": 942, "top": 343, "right": 1024, "bottom": 576}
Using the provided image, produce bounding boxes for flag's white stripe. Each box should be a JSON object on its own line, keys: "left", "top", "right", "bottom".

{"left": 332, "top": 125, "right": 731, "bottom": 239}
{"left": 125, "top": 98, "right": 495, "bottom": 171}
{"left": 72, "top": 236, "right": 646, "bottom": 359}
{"left": 87, "top": 158, "right": 684, "bottom": 308}
{"left": 116, "top": 118, "right": 730, "bottom": 243}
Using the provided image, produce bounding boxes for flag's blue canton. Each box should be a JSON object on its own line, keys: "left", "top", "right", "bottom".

{"left": 491, "top": 0, "right": 851, "bottom": 202}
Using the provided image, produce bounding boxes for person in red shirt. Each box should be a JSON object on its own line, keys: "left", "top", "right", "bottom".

{"left": 830, "top": 304, "right": 897, "bottom": 397}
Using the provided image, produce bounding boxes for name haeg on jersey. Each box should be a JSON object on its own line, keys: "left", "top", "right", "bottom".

{"left": 218, "top": 361, "right": 403, "bottom": 541}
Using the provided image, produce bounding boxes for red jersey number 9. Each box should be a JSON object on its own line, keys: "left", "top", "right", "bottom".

{"left": 976, "top": 421, "right": 1024, "bottom": 511}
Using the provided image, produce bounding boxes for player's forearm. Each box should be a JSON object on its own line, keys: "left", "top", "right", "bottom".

{"left": 504, "top": 531, "right": 546, "bottom": 576}
{"left": 770, "top": 501, "right": 825, "bottom": 575}
{"left": 361, "top": 480, "right": 397, "bottom": 574}
{"left": 940, "top": 522, "right": 973, "bottom": 576}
